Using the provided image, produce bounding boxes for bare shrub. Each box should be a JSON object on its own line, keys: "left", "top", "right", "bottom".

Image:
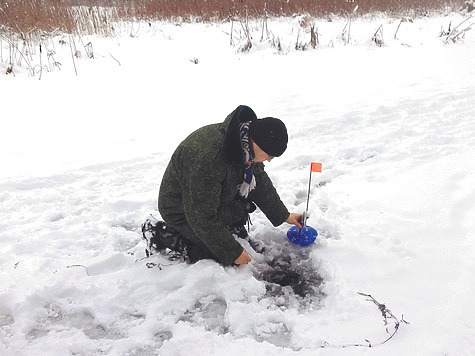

{"left": 0, "top": 0, "right": 467, "bottom": 37}
{"left": 113, "top": 0, "right": 466, "bottom": 21}
{"left": 0, "top": 0, "right": 468, "bottom": 76}
{"left": 0, "top": 0, "right": 75, "bottom": 34}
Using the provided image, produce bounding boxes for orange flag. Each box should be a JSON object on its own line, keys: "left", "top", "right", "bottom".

{"left": 311, "top": 162, "right": 322, "bottom": 172}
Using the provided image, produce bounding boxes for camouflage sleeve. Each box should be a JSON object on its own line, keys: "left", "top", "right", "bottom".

{"left": 179, "top": 147, "right": 244, "bottom": 266}
{"left": 249, "top": 163, "right": 290, "bottom": 226}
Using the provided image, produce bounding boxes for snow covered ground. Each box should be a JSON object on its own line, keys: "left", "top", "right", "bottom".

{"left": 1, "top": 12, "right": 475, "bottom": 355}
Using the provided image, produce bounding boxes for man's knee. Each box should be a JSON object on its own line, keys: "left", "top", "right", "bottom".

{"left": 186, "top": 243, "right": 219, "bottom": 264}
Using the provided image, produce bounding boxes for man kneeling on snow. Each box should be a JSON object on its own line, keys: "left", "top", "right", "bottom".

{"left": 142, "top": 105, "right": 303, "bottom": 266}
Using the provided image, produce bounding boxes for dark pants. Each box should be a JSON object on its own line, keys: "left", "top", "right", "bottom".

{"left": 159, "top": 199, "right": 254, "bottom": 264}
{"left": 159, "top": 211, "right": 221, "bottom": 263}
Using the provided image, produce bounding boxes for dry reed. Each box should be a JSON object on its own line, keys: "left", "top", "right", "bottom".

{"left": 0, "top": 0, "right": 467, "bottom": 36}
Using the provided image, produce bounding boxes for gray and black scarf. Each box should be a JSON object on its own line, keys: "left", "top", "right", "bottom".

{"left": 238, "top": 121, "right": 256, "bottom": 198}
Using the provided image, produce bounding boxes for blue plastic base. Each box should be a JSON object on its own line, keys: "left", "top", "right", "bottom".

{"left": 287, "top": 225, "right": 318, "bottom": 246}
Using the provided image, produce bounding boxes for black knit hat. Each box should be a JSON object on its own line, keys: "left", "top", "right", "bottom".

{"left": 249, "top": 117, "right": 288, "bottom": 157}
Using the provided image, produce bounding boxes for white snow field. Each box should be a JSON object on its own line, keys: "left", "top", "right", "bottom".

{"left": 1, "top": 12, "right": 475, "bottom": 356}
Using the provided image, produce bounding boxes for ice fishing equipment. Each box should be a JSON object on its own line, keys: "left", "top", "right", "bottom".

{"left": 287, "top": 225, "right": 318, "bottom": 246}
{"left": 287, "top": 162, "right": 322, "bottom": 246}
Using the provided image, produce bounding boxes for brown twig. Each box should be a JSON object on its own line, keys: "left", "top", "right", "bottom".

{"left": 320, "top": 292, "right": 409, "bottom": 349}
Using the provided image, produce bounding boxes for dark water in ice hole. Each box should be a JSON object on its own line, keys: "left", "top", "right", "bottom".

{"left": 259, "top": 254, "right": 324, "bottom": 299}
{"left": 247, "top": 237, "right": 325, "bottom": 301}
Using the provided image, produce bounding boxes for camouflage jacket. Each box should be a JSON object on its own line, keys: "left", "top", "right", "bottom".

{"left": 158, "top": 105, "right": 290, "bottom": 265}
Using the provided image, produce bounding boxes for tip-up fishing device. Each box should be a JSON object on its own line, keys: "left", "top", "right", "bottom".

{"left": 287, "top": 162, "right": 322, "bottom": 246}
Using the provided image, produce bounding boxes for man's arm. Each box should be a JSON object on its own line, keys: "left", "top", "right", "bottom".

{"left": 249, "top": 163, "right": 290, "bottom": 226}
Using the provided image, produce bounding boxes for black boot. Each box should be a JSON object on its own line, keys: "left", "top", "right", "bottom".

{"left": 141, "top": 216, "right": 165, "bottom": 256}
{"left": 141, "top": 216, "right": 189, "bottom": 257}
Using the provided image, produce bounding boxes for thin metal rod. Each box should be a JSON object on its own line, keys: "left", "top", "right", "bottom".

{"left": 303, "top": 166, "right": 312, "bottom": 226}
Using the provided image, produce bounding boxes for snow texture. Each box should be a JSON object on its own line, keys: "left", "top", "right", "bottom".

{"left": 1, "top": 13, "right": 475, "bottom": 356}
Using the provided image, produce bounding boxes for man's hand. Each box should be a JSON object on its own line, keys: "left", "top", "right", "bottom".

{"left": 286, "top": 213, "right": 305, "bottom": 229}
{"left": 234, "top": 249, "right": 251, "bottom": 265}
